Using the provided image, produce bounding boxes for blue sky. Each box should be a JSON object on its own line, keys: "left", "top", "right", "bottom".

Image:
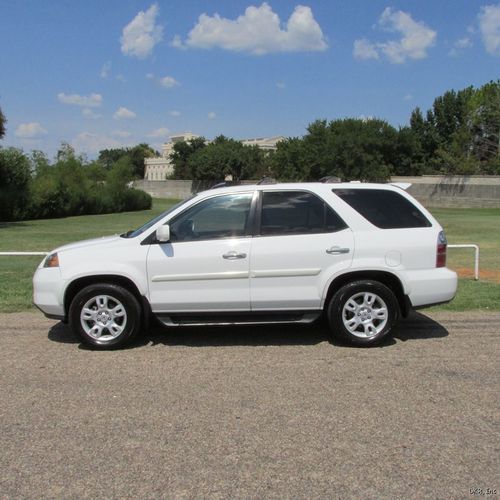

{"left": 1, "top": 0, "right": 499, "bottom": 158}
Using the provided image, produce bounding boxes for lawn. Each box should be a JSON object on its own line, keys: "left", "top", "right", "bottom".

{"left": 0, "top": 201, "right": 499, "bottom": 313}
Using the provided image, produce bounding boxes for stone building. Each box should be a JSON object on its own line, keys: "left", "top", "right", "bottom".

{"left": 144, "top": 132, "right": 285, "bottom": 181}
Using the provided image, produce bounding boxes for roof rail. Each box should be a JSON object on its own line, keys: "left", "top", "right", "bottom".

{"left": 210, "top": 182, "right": 228, "bottom": 189}
{"left": 257, "top": 177, "right": 277, "bottom": 185}
{"left": 319, "top": 176, "right": 342, "bottom": 183}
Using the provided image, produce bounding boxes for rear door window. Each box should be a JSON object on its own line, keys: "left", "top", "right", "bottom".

{"left": 260, "top": 191, "right": 347, "bottom": 236}
{"left": 332, "top": 189, "right": 431, "bottom": 229}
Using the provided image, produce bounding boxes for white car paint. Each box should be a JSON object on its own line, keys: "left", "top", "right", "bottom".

{"left": 33, "top": 182, "right": 457, "bottom": 321}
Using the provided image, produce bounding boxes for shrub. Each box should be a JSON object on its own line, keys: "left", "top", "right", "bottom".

{"left": 0, "top": 145, "right": 152, "bottom": 222}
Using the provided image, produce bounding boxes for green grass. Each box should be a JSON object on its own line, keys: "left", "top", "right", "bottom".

{"left": 426, "top": 207, "right": 500, "bottom": 312}
{"left": 0, "top": 203, "right": 499, "bottom": 313}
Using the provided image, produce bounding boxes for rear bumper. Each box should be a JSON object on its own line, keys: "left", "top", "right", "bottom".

{"left": 406, "top": 268, "right": 458, "bottom": 308}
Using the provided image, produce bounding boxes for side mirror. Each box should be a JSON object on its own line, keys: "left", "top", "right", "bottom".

{"left": 156, "top": 224, "right": 170, "bottom": 243}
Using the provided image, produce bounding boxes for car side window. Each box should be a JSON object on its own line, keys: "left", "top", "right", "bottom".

{"left": 332, "top": 188, "right": 431, "bottom": 229}
{"left": 169, "top": 193, "right": 253, "bottom": 242}
{"left": 259, "top": 191, "right": 347, "bottom": 236}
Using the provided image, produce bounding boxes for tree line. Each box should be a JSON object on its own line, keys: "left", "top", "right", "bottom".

{"left": 168, "top": 80, "right": 499, "bottom": 182}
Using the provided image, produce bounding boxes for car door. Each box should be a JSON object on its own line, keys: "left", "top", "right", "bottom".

{"left": 250, "top": 190, "right": 354, "bottom": 310}
{"left": 147, "top": 191, "right": 255, "bottom": 313}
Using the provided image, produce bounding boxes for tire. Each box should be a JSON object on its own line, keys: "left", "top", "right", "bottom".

{"left": 327, "top": 280, "right": 399, "bottom": 346}
{"left": 69, "top": 283, "right": 142, "bottom": 349}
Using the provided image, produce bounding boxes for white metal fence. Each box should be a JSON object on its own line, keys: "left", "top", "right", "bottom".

{"left": 448, "top": 244, "right": 480, "bottom": 280}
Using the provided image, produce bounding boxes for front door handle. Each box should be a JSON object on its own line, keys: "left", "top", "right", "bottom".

{"left": 326, "top": 246, "right": 350, "bottom": 255}
{"left": 223, "top": 251, "right": 247, "bottom": 260}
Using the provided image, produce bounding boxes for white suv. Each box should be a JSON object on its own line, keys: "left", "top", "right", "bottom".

{"left": 33, "top": 182, "right": 457, "bottom": 348}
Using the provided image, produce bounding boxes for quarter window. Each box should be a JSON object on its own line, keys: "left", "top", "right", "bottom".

{"left": 333, "top": 188, "right": 431, "bottom": 229}
{"left": 169, "top": 193, "right": 253, "bottom": 242}
{"left": 259, "top": 191, "right": 347, "bottom": 236}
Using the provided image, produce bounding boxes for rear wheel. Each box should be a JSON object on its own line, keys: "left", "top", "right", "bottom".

{"left": 69, "top": 283, "right": 142, "bottom": 349}
{"left": 327, "top": 280, "right": 399, "bottom": 346}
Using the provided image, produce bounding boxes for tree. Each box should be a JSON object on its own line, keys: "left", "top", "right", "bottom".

{"left": 128, "top": 143, "right": 157, "bottom": 178}
{"left": 408, "top": 80, "right": 500, "bottom": 174}
{"left": 98, "top": 144, "right": 157, "bottom": 178}
{"left": 270, "top": 137, "right": 307, "bottom": 181}
{"left": 469, "top": 80, "right": 500, "bottom": 164}
{"left": 0, "top": 105, "right": 6, "bottom": 139}
{"left": 98, "top": 147, "right": 129, "bottom": 170}
{"left": 187, "top": 136, "right": 266, "bottom": 181}
{"left": 170, "top": 137, "right": 207, "bottom": 179}
{"left": 0, "top": 148, "right": 31, "bottom": 221}
{"left": 394, "top": 126, "right": 425, "bottom": 176}
{"left": 271, "top": 118, "right": 398, "bottom": 182}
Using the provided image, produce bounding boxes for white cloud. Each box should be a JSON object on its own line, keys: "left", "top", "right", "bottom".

{"left": 170, "top": 35, "right": 184, "bottom": 49}
{"left": 449, "top": 36, "right": 473, "bottom": 57}
{"left": 353, "top": 39, "right": 379, "bottom": 60}
{"left": 116, "top": 74, "right": 127, "bottom": 82}
{"left": 82, "top": 108, "right": 101, "bottom": 119}
{"left": 72, "top": 132, "right": 122, "bottom": 154}
{"left": 159, "top": 75, "right": 180, "bottom": 88}
{"left": 479, "top": 4, "right": 500, "bottom": 56}
{"left": 455, "top": 37, "right": 473, "bottom": 49}
{"left": 354, "top": 8, "right": 436, "bottom": 64}
{"left": 15, "top": 122, "right": 47, "bottom": 138}
{"left": 114, "top": 107, "right": 136, "bottom": 119}
{"left": 403, "top": 93, "right": 413, "bottom": 101}
{"left": 147, "top": 127, "right": 170, "bottom": 138}
{"left": 100, "top": 61, "right": 111, "bottom": 79}
{"left": 121, "top": 3, "right": 163, "bottom": 58}
{"left": 58, "top": 92, "right": 103, "bottom": 107}
{"left": 208, "top": 111, "right": 216, "bottom": 119}
{"left": 180, "top": 3, "right": 327, "bottom": 55}
{"left": 112, "top": 130, "right": 132, "bottom": 138}
{"left": 146, "top": 72, "right": 155, "bottom": 79}
{"left": 169, "top": 110, "right": 181, "bottom": 117}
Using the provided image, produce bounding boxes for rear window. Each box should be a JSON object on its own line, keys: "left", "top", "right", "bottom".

{"left": 332, "top": 188, "right": 431, "bottom": 229}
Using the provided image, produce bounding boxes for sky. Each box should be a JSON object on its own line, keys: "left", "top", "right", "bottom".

{"left": 0, "top": 0, "right": 499, "bottom": 158}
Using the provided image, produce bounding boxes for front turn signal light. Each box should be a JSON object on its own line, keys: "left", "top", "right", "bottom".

{"left": 44, "top": 253, "right": 59, "bottom": 268}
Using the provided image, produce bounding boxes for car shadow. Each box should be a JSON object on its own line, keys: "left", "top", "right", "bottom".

{"left": 47, "top": 311, "right": 448, "bottom": 350}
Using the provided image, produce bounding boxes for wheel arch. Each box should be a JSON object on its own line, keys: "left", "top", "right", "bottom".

{"left": 64, "top": 274, "right": 151, "bottom": 322}
{"left": 322, "top": 270, "right": 410, "bottom": 318}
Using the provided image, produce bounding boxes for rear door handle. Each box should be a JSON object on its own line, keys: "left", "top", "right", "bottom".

{"left": 326, "top": 246, "right": 350, "bottom": 255}
{"left": 223, "top": 251, "right": 247, "bottom": 260}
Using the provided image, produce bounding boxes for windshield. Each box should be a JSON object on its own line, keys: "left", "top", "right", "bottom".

{"left": 120, "top": 196, "right": 195, "bottom": 239}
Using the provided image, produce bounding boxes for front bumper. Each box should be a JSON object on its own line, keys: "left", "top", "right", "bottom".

{"left": 33, "top": 267, "right": 66, "bottom": 319}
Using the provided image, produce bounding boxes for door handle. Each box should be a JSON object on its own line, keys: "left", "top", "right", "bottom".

{"left": 223, "top": 251, "right": 247, "bottom": 260}
{"left": 326, "top": 246, "right": 350, "bottom": 255}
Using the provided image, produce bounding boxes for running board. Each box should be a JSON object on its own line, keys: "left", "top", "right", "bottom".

{"left": 156, "top": 311, "right": 321, "bottom": 327}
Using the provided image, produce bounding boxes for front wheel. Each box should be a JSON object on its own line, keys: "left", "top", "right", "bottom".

{"left": 69, "top": 283, "right": 142, "bottom": 349}
{"left": 327, "top": 280, "right": 399, "bottom": 346}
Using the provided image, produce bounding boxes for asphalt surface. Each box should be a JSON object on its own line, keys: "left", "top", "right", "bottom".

{"left": 0, "top": 310, "right": 498, "bottom": 499}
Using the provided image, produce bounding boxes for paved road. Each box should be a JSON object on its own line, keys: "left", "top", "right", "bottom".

{"left": 0, "top": 311, "right": 498, "bottom": 498}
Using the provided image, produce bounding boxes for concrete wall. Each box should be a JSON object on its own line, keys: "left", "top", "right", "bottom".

{"left": 134, "top": 176, "right": 500, "bottom": 208}
{"left": 391, "top": 176, "right": 500, "bottom": 208}
{"left": 132, "top": 180, "right": 211, "bottom": 199}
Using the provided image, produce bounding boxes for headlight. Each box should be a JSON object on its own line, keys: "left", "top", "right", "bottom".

{"left": 44, "top": 252, "right": 59, "bottom": 268}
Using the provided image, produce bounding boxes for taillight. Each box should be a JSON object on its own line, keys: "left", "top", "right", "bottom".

{"left": 436, "top": 231, "right": 447, "bottom": 268}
